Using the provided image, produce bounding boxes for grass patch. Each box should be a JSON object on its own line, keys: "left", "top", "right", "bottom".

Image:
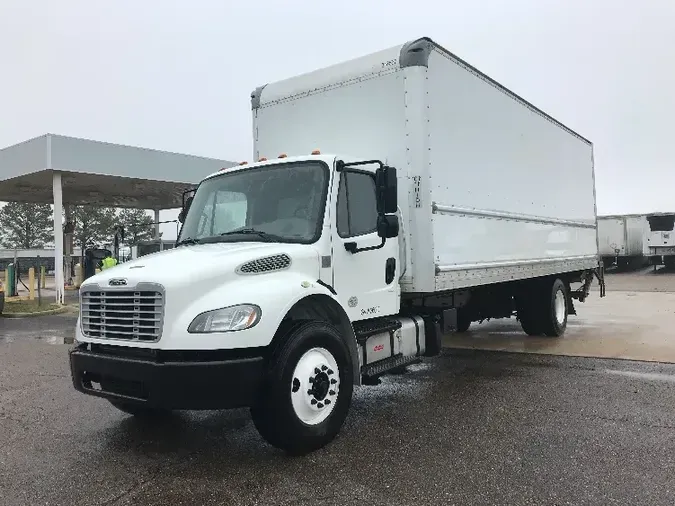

{"left": 2, "top": 299, "right": 62, "bottom": 314}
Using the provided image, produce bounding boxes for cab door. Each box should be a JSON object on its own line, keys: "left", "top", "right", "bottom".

{"left": 331, "top": 169, "right": 399, "bottom": 321}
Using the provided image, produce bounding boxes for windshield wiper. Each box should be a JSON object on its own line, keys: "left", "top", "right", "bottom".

{"left": 220, "top": 228, "right": 283, "bottom": 242}
{"left": 176, "top": 237, "right": 202, "bottom": 247}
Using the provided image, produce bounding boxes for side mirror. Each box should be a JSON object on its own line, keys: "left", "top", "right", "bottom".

{"left": 375, "top": 166, "right": 397, "bottom": 214}
{"left": 377, "top": 214, "right": 399, "bottom": 239}
{"left": 178, "top": 196, "right": 193, "bottom": 224}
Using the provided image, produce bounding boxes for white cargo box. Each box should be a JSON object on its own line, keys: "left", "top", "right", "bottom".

{"left": 598, "top": 215, "right": 649, "bottom": 258}
{"left": 252, "top": 37, "right": 599, "bottom": 293}
{"left": 646, "top": 212, "right": 675, "bottom": 253}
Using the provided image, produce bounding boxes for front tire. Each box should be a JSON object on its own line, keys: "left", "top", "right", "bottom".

{"left": 251, "top": 320, "right": 354, "bottom": 455}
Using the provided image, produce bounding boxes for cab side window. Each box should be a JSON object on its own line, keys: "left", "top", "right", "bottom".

{"left": 336, "top": 172, "right": 378, "bottom": 238}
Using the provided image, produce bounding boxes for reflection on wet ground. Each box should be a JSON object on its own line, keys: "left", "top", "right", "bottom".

{"left": 0, "top": 313, "right": 76, "bottom": 345}
{"left": 0, "top": 333, "right": 71, "bottom": 345}
{"left": 446, "top": 290, "right": 675, "bottom": 362}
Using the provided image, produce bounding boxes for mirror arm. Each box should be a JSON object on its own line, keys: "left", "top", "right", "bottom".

{"left": 344, "top": 237, "right": 386, "bottom": 254}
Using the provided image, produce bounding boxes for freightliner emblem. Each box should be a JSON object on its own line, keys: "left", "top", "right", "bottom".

{"left": 108, "top": 278, "right": 128, "bottom": 286}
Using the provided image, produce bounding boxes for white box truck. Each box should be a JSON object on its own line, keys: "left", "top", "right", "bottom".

{"left": 597, "top": 214, "right": 649, "bottom": 269}
{"left": 646, "top": 212, "right": 675, "bottom": 268}
{"left": 69, "top": 37, "right": 605, "bottom": 455}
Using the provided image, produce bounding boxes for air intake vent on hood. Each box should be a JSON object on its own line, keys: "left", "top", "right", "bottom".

{"left": 237, "top": 253, "right": 291, "bottom": 274}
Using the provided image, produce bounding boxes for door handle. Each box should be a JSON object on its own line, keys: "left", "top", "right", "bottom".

{"left": 385, "top": 257, "right": 396, "bottom": 284}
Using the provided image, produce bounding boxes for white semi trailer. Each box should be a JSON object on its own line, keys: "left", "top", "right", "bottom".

{"left": 597, "top": 214, "right": 649, "bottom": 269}
{"left": 70, "top": 37, "right": 605, "bottom": 455}
{"left": 646, "top": 212, "right": 675, "bottom": 269}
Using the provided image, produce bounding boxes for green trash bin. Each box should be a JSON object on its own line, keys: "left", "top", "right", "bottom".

{"left": 6, "top": 263, "right": 16, "bottom": 298}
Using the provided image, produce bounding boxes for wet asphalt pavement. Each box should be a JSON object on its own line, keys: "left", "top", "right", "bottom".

{"left": 2, "top": 313, "right": 675, "bottom": 505}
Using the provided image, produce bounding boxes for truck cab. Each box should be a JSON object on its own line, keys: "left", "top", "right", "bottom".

{"left": 70, "top": 153, "right": 414, "bottom": 455}
{"left": 178, "top": 153, "right": 401, "bottom": 322}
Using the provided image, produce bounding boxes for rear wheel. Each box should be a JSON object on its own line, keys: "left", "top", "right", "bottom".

{"left": 455, "top": 310, "right": 472, "bottom": 333}
{"left": 251, "top": 320, "right": 353, "bottom": 455}
{"left": 518, "top": 309, "right": 544, "bottom": 336}
{"left": 541, "top": 278, "right": 568, "bottom": 336}
{"left": 517, "top": 278, "right": 568, "bottom": 337}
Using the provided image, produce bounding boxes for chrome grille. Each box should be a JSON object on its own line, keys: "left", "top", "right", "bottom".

{"left": 80, "top": 290, "right": 164, "bottom": 341}
{"left": 237, "top": 254, "right": 291, "bottom": 274}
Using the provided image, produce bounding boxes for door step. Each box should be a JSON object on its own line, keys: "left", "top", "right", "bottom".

{"left": 353, "top": 318, "right": 402, "bottom": 345}
{"left": 362, "top": 354, "right": 421, "bottom": 380}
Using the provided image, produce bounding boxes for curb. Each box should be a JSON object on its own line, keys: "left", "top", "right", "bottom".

{"left": 1, "top": 306, "right": 71, "bottom": 319}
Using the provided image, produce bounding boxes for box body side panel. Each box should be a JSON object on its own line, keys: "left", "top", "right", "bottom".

{"left": 425, "top": 49, "right": 598, "bottom": 290}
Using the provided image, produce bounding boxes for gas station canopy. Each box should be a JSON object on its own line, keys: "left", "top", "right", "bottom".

{"left": 0, "top": 133, "right": 237, "bottom": 303}
{"left": 0, "top": 134, "right": 236, "bottom": 208}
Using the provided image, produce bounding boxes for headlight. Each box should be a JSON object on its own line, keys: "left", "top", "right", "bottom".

{"left": 188, "top": 304, "right": 261, "bottom": 333}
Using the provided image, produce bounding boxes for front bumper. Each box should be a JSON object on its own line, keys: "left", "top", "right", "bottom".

{"left": 69, "top": 343, "right": 265, "bottom": 410}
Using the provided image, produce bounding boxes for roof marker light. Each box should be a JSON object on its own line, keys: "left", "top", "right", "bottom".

{"left": 259, "top": 157, "right": 268, "bottom": 162}
{"left": 278, "top": 153, "right": 287, "bottom": 158}
{"left": 239, "top": 161, "right": 248, "bottom": 166}
{"left": 311, "top": 149, "right": 321, "bottom": 155}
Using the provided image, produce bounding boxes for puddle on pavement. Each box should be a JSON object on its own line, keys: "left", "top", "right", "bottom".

{"left": 0, "top": 334, "right": 74, "bottom": 345}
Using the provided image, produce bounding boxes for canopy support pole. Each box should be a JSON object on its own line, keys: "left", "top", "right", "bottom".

{"left": 53, "top": 171, "right": 65, "bottom": 305}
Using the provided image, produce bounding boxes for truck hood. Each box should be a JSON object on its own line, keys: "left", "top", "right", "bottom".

{"left": 81, "top": 242, "right": 320, "bottom": 289}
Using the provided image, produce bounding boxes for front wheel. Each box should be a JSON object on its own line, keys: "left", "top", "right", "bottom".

{"left": 251, "top": 320, "right": 354, "bottom": 455}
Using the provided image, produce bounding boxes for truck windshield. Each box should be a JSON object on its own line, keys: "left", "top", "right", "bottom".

{"left": 178, "top": 161, "right": 329, "bottom": 244}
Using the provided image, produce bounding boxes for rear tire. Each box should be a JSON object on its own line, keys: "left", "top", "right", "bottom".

{"left": 517, "top": 278, "right": 568, "bottom": 337}
{"left": 455, "top": 311, "right": 471, "bottom": 333}
{"left": 518, "top": 309, "right": 544, "bottom": 336}
{"left": 251, "top": 320, "right": 353, "bottom": 455}
{"left": 540, "top": 278, "right": 568, "bottom": 337}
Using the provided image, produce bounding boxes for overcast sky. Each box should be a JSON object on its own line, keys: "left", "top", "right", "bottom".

{"left": 1, "top": 0, "right": 674, "bottom": 239}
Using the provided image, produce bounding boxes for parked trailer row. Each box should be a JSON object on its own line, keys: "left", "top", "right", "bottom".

{"left": 597, "top": 213, "right": 675, "bottom": 270}
{"left": 646, "top": 212, "right": 675, "bottom": 268}
{"left": 597, "top": 214, "right": 649, "bottom": 269}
